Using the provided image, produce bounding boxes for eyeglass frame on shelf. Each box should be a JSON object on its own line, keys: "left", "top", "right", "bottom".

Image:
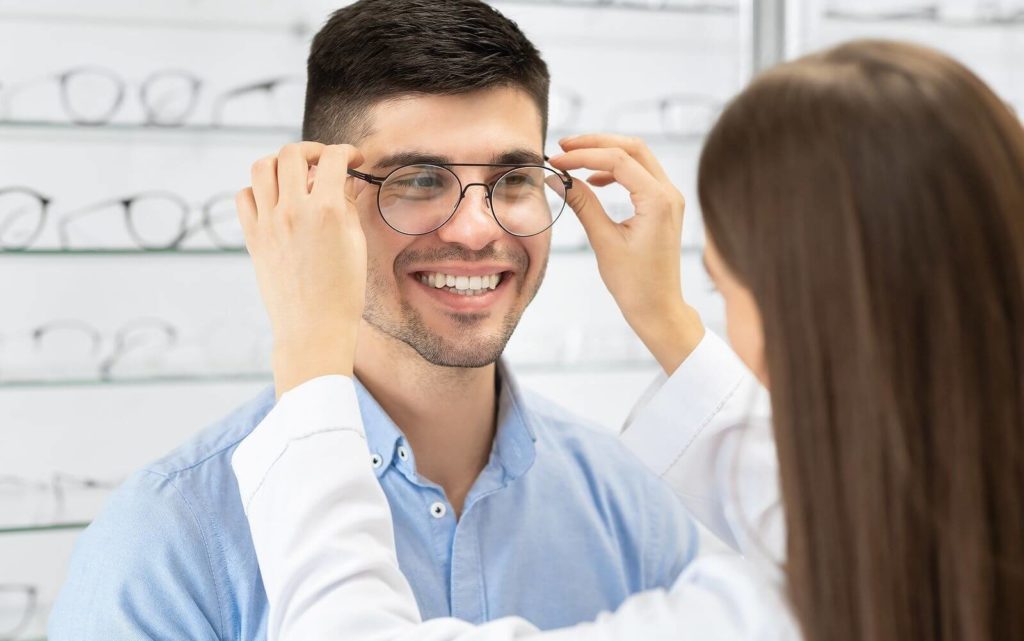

{"left": 0, "top": 583, "right": 37, "bottom": 641}
{"left": 0, "top": 66, "right": 203, "bottom": 127}
{"left": 347, "top": 158, "right": 573, "bottom": 237}
{"left": 53, "top": 190, "right": 241, "bottom": 251}
{"left": 0, "top": 473, "right": 122, "bottom": 529}
{"left": 0, "top": 186, "right": 51, "bottom": 251}
{"left": 28, "top": 317, "right": 179, "bottom": 382}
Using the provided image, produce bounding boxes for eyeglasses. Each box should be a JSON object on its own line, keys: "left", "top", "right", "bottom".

{"left": 0, "top": 584, "right": 36, "bottom": 641}
{"left": 0, "top": 188, "right": 241, "bottom": 251}
{"left": 0, "top": 473, "right": 120, "bottom": 530}
{"left": 0, "top": 187, "right": 50, "bottom": 251}
{"left": 0, "top": 66, "right": 203, "bottom": 126}
{"left": 55, "top": 190, "right": 242, "bottom": 251}
{"left": 607, "top": 93, "right": 722, "bottom": 139}
{"left": 4, "top": 318, "right": 179, "bottom": 382}
{"left": 210, "top": 75, "right": 305, "bottom": 128}
{"left": 347, "top": 160, "right": 573, "bottom": 237}
{"left": 0, "top": 67, "right": 305, "bottom": 128}
{"left": 824, "top": 0, "right": 937, "bottom": 19}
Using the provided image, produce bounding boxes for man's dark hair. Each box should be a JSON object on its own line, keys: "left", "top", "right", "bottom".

{"left": 303, "top": 0, "right": 550, "bottom": 143}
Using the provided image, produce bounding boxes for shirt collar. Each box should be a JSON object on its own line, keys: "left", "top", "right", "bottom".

{"left": 352, "top": 359, "right": 537, "bottom": 481}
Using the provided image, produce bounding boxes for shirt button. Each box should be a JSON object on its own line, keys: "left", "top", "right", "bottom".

{"left": 397, "top": 446, "right": 409, "bottom": 461}
{"left": 430, "top": 502, "right": 447, "bottom": 519}
{"left": 370, "top": 454, "right": 383, "bottom": 469}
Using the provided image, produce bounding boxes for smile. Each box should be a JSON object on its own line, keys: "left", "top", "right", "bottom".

{"left": 415, "top": 271, "right": 505, "bottom": 297}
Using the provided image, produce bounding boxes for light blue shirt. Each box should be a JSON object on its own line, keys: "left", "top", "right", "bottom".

{"left": 50, "top": 365, "right": 697, "bottom": 640}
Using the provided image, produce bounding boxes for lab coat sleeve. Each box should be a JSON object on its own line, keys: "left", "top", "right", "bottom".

{"left": 231, "top": 334, "right": 795, "bottom": 641}
{"left": 620, "top": 331, "right": 784, "bottom": 572}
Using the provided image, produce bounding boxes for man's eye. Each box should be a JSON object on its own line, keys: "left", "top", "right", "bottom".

{"left": 396, "top": 175, "right": 443, "bottom": 189}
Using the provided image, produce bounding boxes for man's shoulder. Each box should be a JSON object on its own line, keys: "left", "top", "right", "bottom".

{"left": 49, "top": 389, "right": 277, "bottom": 639}
{"left": 144, "top": 385, "right": 276, "bottom": 479}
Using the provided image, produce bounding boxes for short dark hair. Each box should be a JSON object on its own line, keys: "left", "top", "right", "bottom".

{"left": 303, "top": 0, "right": 550, "bottom": 143}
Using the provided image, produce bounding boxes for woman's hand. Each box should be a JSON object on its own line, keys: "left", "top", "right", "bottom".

{"left": 549, "top": 134, "right": 704, "bottom": 374}
{"left": 236, "top": 142, "right": 367, "bottom": 396}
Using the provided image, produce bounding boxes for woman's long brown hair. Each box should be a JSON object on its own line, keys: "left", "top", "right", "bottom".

{"left": 698, "top": 40, "right": 1024, "bottom": 641}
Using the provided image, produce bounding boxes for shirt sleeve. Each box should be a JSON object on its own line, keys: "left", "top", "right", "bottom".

{"left": 231, "top": 341, "right": 796, "bottom": 641}
{"left": 48, "top": 472, "right": 225, "bottom": 641}
{"left": 619, "top": 331, "right": 785, "bottom": 574}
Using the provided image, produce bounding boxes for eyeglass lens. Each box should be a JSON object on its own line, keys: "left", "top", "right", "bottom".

{"left": 377, "top": 165, "right": 567, "bottom": 237}
{"left": 0, "top": 190, "right": 46, "bottom": 250}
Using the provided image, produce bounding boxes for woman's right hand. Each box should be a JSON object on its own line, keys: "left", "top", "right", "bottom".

{"left": 548, "top": 134, "right": 705, "bottom": 374}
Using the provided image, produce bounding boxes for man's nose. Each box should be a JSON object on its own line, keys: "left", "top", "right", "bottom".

{"left": 435, "top": 183, "right": 505, "bottom": 250}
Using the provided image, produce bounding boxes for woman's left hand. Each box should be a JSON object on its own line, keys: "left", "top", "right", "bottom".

{"left": 236, "top": 142, "right": 367, "bottom": 396}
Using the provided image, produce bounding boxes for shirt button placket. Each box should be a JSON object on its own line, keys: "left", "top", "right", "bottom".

{"left": 430, "top": 502, "right": 447, "bottom": 519}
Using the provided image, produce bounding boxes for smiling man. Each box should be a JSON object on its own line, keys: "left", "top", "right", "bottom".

{"left": 49, "top": 1, "right": 698, "bottom": 639}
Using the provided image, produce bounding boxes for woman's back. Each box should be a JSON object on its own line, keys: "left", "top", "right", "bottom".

{"left": 698, "top": 39, "right": 1024, "bottom": 641}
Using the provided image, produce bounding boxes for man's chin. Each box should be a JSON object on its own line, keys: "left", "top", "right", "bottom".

{"left": 407, "top": 332, "right": 508, "bottom": 369}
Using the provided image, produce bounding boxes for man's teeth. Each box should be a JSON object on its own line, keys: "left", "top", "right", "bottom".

{"left": 417, "top": 272, "right": 503, "bottom": 295}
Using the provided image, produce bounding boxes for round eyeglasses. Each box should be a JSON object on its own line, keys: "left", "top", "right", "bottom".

{"left": 348, "top": 161, "right": 573, "bottom": 237}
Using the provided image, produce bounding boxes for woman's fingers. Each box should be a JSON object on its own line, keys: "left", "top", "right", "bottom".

{"left": 276, "top": 141, "right": 327, "bottom": 203}
{"left": 235, "top": 188, "right": 258, "bottom": 241}
{"left": 559, "top": 133, "right": 671, "bottom": 185}
{"left": 250, "top": 155, "right": 278, "bottom": 220}
{"left": 586, "top": 172, "right": 616, "bottom": 188}
{"left": 313, "top": 144, "right": 366, "bottom": 208}
{"left": 561, "top": 176, "right": 617, "bottom": 251}
{"left": 549, "top": 146, "right": 662, "bottom": 206}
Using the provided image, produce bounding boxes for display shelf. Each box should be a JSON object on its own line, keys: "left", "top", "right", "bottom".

{"left": 0, "top": 522, "right": 89, "bottom": 536}
{"left": 0, "top": 120, "right": 708, "bottom": 146}
{"left": 823, "top": 9, "right": 1024, "bottom": 27}
{"left": 0, "top": 248, "right": 246, "bottom": 256}
{"left": 0, "top": 372, "right": 270, "bottom": 389}
{"left": 0, "top": 120, "right": 299, "bottom": 145}
{"left": 0, "top": 358, "right": 664, "bottom": 390}
{"left": 497, "top": 0, "right": 737, "bottom": 14}
{"left": 0, "top": 246, "right": 705, "bottom": 258}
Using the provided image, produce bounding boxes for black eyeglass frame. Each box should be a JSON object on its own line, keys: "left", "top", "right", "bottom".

{"left": 347, "top": 157, "right": 573, "bottom": 238}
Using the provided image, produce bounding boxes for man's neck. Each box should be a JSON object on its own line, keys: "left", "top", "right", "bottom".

{"left": 353, "top": 321, "right": 499, "bottom": 517}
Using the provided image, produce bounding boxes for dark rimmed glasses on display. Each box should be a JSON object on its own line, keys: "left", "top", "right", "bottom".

{"left": 347, "top": 159, "right": 573, "bottom": 237}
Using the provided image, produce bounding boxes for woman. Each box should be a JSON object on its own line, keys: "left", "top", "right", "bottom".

{"left": 230, "top": 39, "right": 1024, "bottom": 640}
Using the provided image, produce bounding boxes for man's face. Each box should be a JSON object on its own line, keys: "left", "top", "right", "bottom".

{"left": 351, "top": 86, "right": 551, "bottom": 368}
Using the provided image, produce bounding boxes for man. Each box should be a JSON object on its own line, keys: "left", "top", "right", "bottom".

{"left": 49, "top": 2, "right": 697, "bottom": 638}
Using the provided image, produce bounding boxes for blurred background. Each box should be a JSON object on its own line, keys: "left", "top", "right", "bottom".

{"left": 1, "top": 0, "right": 1022, "bottom": 638}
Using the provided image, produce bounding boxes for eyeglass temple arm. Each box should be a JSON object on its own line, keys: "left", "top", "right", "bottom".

{"left": 346, "top": 168, "right": 384, "bottom": 185}
{"left": 544, "top": 155, "right": 574, "bottom": 189}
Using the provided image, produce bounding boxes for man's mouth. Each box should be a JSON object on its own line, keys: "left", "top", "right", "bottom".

{"left": 414, "top": 271, "right": 508, "bottom": 297}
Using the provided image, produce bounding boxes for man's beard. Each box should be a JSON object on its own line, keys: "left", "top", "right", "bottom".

{"left": 362, "top": 245, "right": 545, "bottom": 368}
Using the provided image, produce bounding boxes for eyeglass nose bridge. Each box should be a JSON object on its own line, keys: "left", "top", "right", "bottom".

{"left": 456, "top": 182, "right": 494, "bottom": 210}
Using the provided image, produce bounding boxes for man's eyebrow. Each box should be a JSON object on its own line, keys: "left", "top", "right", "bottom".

{"left": 373, "top": 151, "right": 452, "bottom": 170}
{"left": 491, "top": 149, "right": 545, "bottom": 165}
{"left": 372, "top": 148, "right": 545, "bottom": 171}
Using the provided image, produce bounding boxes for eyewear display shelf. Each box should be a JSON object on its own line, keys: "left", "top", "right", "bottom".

{"left": 0, "top": 358, "right": 662, "bottom": 391}
{"left": 0, "top": 522, "right": 88, "bottom": 536}
{"left": 823, "top": 10, "right": 1024, "bottom": 26}
{"left": 0, "top": 121, "right": 708, "bottom": 146}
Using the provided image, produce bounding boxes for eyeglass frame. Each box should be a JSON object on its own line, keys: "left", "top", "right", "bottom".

{"left": 0, "top": 186, "right": 51, "bottom": 251}
{"left": 55, "top": 190, "right": 241, "bottom": 251}
{"left": 29, "top": 317, "right": 179, "bottom": 381}
{"left": 0, "top": 583, "right": 37, "bottom": 640}
{"left": 347, "top": 157, "right": 573, "bottom": 238}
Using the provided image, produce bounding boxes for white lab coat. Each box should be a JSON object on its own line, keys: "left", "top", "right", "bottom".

{"left": 232, "top": 331, "right": 799, "bottom": 641}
